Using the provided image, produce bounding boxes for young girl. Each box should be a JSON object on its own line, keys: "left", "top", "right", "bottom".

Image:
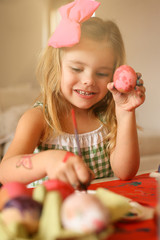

{"left": 0, "top": 0, "right": 145, "bottom": 189}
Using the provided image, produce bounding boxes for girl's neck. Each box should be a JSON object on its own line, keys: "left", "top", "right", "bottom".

{"left": 60, "top": 108, "right": 101, "bottom": 134}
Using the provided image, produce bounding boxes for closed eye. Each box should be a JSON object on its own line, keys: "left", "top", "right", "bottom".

{"left": 71, "top": 67, "right": 82, "bottom": 73}
{"left": 96, "top": 72, "right": 109, "bottom": 77}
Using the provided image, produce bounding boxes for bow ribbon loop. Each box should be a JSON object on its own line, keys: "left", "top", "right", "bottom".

{"left": 48, "top": 0, "right": 100, "bottom": 48}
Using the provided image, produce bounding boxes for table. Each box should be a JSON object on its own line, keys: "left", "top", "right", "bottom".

{"left": 89, "top": 173, "right": 158, "bottom": 240}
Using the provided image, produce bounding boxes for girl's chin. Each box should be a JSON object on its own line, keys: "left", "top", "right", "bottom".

{"left": 72, "top": 104, "right": 94, "bottom": 110}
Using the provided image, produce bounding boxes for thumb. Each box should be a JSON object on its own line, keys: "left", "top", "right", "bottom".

{"left": 107, "top": 82, "right": 123, "bottom": 97}
{"left": 107, "top": 82, "right": 115, "bottom": 91}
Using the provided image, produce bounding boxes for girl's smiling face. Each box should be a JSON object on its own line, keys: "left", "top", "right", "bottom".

{"left": 60, "top": 38, "right": 115, "bottom": 110}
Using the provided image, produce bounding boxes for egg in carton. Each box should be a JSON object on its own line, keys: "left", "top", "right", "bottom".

{"left": 0, "top": 179, "right": 131, "bottom": 240}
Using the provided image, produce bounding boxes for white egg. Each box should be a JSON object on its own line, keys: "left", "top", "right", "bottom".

{"left": 61, "top": 192, "right": 110, "bottom": 233}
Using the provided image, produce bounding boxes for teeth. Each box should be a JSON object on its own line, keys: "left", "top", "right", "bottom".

{"left": 77, "top": 90, "right": 93, "bottom": 95}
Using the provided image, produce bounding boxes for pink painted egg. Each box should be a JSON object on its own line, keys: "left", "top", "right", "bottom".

{"left": 61, "top": 192, "right": 110, "bottom": 233}
{"left": 113, "top": 65, "right": 137, "bottom": 93}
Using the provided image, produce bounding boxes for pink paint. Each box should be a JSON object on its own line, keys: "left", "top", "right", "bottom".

{"left": 93, "top": 219, "right": 106, "bottom": 231}
{"left": 113, "top": 65, "right": 137, "bottom": 93}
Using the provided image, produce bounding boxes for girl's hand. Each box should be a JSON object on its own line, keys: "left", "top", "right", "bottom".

{"left": 107, "top": 73, "right": 146, "bottom": 111}
{"left": 45, "top": 150, "right": 94, "bottom": 190}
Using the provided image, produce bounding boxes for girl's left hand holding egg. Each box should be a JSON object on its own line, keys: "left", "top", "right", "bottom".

{"left": 107, "top": 65, "right": 146, "bottom": 112}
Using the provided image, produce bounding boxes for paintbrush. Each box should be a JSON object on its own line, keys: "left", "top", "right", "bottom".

{"left": 71, "top": 109, "right": 88, "bottom": 191}
{"left": 71, "top": 108, "right": 82, "bottom": 157}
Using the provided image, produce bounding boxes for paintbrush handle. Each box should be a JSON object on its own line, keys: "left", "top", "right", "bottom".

{"left": 71, "top": 109, "right": 82, "bottom": 157}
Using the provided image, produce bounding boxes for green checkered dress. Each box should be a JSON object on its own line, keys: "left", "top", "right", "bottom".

{"left": 27, "top": 103, "right": 114, "bottom": 188}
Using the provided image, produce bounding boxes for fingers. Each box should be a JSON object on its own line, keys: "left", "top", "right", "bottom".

{"left": 108, "top": 76, "right": 144, "bottom": 91}
{"left": 134, "top": 77, "right": 146, "bottom": 107}
{"left": 65, "top": 164, "right": 81, "bottom": 189}
{"left": 135, "top": 75, "right": 146, "bottom": 98}
{"left": 135, "top": 85, "right": 146, "bottom": 99}
{"left": 136, "top": 73, "right": 144, "bottom": 87}
{"left": 57, "top": 172, "right": 68, "bottom": 183}
{"left": 107, "top": 82, "right": 121, "bottom": 97}
{"left": 46, "top": 151, "right": 94, "bottom": 190}
{"left": 136, "top": 72, "right": 142, "bottom": 80}
{"left": 73, "top": 156, "right": 94, "bottom": 190}
{"left": 88, "top": 168, "right": 95, "bottom": 181}
{"left": 108, "top": 74, "right": 145, "bottom": 97}
{"left": 136, "top": 78, "right": 144, "bottom": 87}
{"left": 61, "top": 153, "right": 94, "bottom": 190}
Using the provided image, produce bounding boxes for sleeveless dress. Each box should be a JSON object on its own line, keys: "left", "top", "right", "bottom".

{"left": 27, "top": 102, "right": 114, "bottom": 188}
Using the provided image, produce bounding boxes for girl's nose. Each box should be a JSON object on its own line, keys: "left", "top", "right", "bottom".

{"left": 81, "top": 73, "right": 96, "bottom": 86}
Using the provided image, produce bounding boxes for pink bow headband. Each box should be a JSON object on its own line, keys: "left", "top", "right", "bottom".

{"left": 48, "top": 0, "right": 100, "bottom": 48}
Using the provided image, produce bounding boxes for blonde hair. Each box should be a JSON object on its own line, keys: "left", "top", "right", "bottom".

{"left": 36, "top": 17, "right": 126, "bottom": 152}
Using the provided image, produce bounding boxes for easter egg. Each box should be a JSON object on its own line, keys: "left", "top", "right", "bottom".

{"left": 1, "top": 196, "right": 42, "bottom": 234}
{"left": 61, "top": 192, "right": 110, "bottom": 233}
{"left": 113, "top": 65, "right": 137, "bottom": 93}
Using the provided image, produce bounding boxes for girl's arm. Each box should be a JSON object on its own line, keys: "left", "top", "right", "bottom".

{"left": 0, "top": 108, "right": 92, "bottom": 187}
{"left": 108, "top": 76, "right": 145, "bottom": 180}
{"left": 110, "top": 108, "right": 140, "bottom": 180}
{"left": 0, "top": 107, "right": 47, "bottom": 184}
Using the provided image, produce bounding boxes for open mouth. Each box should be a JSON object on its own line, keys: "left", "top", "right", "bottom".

{"left": 74, "top": 90, "right": 95, "bottom": 96}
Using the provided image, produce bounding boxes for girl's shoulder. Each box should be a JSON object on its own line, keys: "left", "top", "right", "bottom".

{"left": 19, "top": 104, "right": 45, "bottom": 131}
{"left": 4, "top": 106, "right": 46, "bottom": 158}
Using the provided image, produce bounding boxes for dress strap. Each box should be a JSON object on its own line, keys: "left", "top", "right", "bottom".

{"left": 33, "top": 101, "right": 43, "bottom": 108}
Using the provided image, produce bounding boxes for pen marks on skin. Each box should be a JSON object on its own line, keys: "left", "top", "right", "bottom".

{"left": 16, "top": 154, "right": 33, "bottom": 169}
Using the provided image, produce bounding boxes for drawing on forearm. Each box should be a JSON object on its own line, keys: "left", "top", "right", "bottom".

{"left": 16, "top": 155, "right": 33, "bottom": 169}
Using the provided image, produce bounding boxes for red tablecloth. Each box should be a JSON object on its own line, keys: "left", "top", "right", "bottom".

{"left": 89, "top": 173, "right": 158, "bottom": 240}
{"left": 108, "top": 219, "right": 157, "bottom": 240}
{"left": 89, "top": 173, "right": 158, "bottom": 207}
